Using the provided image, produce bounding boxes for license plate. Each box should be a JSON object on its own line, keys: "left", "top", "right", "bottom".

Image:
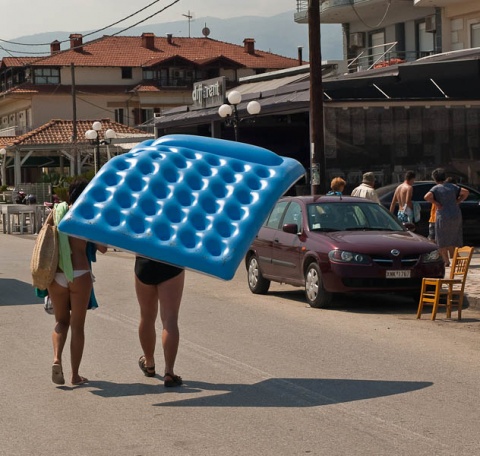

{"left": 386, "top": 270, "right": 411, "bottom": 278}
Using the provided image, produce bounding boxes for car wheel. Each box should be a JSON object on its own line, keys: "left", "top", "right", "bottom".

{"left": 305, "top": 263, "right": 332, "bottom": 308}
{"left": 247, "top": 254, "right": 270, "bottom": 294}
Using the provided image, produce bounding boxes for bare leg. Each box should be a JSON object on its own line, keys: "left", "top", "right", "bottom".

{"left": 68, "top": 272, "right": 92, "bottom": 384}
{"left": 48, "top": 280, "right": 71, "bottom": 373}
{"left": 439, "top": 247, "right": 450, "bottom": 266}
{"left": 158, "top": 271, "right": 185, "bottom": 376}
{"left": 135, "top": 276, "right": 159, "bottom": 369}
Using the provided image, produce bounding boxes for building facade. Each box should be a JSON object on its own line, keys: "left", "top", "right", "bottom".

{"left": 0, "top": 33, "right": 300, "bottom": 136}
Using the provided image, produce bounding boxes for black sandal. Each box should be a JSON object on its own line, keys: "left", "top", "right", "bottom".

{"left": 164, "top": 372, "right": 183, "bottom": 388}
{"left": 138, "top": 356, "right": 155, "bottom": 377}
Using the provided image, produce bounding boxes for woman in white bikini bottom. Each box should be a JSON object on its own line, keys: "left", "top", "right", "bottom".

{"left": 54, "top": 270, "right": 91, "bottom": 288}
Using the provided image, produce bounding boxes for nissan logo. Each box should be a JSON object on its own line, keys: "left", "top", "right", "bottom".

{"left": 391, "top": 249, "right": 400, "bottom": 256}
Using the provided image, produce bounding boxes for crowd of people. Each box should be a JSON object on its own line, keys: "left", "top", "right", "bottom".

{"left": 329, "top": 167, "right": 469, "bottom": 267}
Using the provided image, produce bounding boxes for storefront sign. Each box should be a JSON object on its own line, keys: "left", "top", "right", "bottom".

{"left": 192, "top": 77, "right": 226, "bottom": 110}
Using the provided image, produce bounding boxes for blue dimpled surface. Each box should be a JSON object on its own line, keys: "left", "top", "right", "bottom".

{"left": 58, "top": 134, "right": 305, "bottom": 280}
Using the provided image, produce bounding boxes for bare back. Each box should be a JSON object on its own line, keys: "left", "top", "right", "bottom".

{"left": 390, "top": 181, "right": 413, "bottom": 211}
{"left": 69, "top": 236, "right": 90, "bottom": 270}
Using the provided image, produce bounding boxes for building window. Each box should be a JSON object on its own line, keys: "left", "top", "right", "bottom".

{"left": 140, "top": 108, "right": 154, "bottom": 124}
{"left": 369, "top": 31, "right": 385, "bottom": 67}
{"left": 143, "top": 69, "right": 155, "bottom": 80}
{"left": 122, "top": 67, "right": 133, "bottom": 79}
{"left": 472, "top": 23, "right": 480, "bottom": 47}
{"left": 115, "top": 108, "right": 124, "bottom": 124}
{"left": 33, "top": 68, "right": 60, "bottom": 84}
{"left": 417, "top": 21, "right": 434, "bottom": 58}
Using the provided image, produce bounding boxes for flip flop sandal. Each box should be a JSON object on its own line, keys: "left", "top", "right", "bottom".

{"left": 138, "top": 356, "right": 155, "bottom": 377}
{"left": 72, "top": 377, "right": 89, "bottom": 386}
{"left": 164, "top": 373, "right": 183, "bottom": 388}
{"left": 52, "top": 364, "right": 65, "bottom": 385}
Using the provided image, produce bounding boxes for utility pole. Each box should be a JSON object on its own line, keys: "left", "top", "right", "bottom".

{"left": 308, "top": 0, "right": 327, "bottom": 195}
{"left": 71, "top": 62, "right": 78, "bottom": 176}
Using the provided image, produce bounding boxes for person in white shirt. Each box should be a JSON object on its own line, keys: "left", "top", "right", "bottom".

{"left": 351, "top": 172, "right": 380, "bottom": 203}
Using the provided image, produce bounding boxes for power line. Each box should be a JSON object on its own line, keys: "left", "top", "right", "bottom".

{"left": 0, "top": 0, "right": 168, "bottom": 47}
{"left": 0, "top": 0, "right": 181, "bottom": 56}
{"left": 350, "top": 0, "right": 392, "bottom": 30}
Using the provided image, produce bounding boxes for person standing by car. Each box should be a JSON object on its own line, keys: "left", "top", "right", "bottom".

{"left": 326, "top": 177, "right": 346, "bottom": 196}
{"left": 389, "top": 170, "right": 416, "bottom": 223}
{"left": 424, "top": 168, "right": 469, "bottom": 266}
{"left": 351, "top": 172, "right": 380, "bottom": 203}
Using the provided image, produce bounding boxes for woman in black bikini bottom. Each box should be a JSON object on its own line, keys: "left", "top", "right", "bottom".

{"left": 134, "top": 256, "right": 185, "bottom": 387}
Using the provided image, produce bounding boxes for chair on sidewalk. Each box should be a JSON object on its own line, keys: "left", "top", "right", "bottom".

{"left": 416, "top": 246, "right": 474, "bottom": 321}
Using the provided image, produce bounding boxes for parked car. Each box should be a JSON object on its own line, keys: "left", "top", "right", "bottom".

{"left": 377, "top": 181, "right": 480, "bottom": 245}
{"left": 245, "top": 195, "right": 444, "bottom": 308}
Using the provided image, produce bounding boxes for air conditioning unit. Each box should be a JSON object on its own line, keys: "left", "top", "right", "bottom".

{"left": 349, "top": 32, "right": 365, "bottom": 49}
{"left": 425, "top": 15, "right": 436, "bottom": 33}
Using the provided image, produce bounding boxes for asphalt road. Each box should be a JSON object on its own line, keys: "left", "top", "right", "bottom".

{"left": 1, "top": 235, "right": 480, "bottom": 456}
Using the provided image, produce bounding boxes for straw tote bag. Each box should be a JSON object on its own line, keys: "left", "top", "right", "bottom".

{"left": 30, "top": 209, "right": 59, "bottom": 290}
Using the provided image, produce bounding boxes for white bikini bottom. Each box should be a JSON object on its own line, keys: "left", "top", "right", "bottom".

{"left": 54, "top": 270, "right": 90, "bottom": 288}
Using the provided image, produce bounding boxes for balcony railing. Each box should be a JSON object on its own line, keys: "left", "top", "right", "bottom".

{"left": 347, "top": 42, "right": 435, "bottom": 72}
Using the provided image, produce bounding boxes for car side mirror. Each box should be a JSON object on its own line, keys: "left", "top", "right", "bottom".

{"left": 282, "top": 223, "right": 299, "bottom": 234}
{"left": 403, "top": 222, "right": 416, "bottom": 232}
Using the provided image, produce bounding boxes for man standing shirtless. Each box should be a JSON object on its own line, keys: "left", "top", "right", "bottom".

{"left": 390, "top": 170, "right": 416, "bottom": 223}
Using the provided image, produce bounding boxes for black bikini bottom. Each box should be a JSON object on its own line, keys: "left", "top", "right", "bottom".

{"left": 134, "top": 256, "right": 184, "bottom": 285}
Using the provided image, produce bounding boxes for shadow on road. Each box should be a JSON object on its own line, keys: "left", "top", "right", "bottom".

{"left": 265, "top": 288, "right": 478, "bottom": 318}
{"left": 0, "top": 278, "right": 43, "bottom": 306}
{"left": 83, "top": 377, "right": 433, "bottom": 408}
{"left": 153, "top": 377, "right": 433, "bottom": 407}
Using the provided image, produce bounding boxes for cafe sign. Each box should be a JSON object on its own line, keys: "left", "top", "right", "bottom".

{"left": 191, "top": 77, "right": 226, "bottom": 110}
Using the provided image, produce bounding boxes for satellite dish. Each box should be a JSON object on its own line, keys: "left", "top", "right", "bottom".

{"left": 202, "top": 26, "right": 210, "bottom": 37}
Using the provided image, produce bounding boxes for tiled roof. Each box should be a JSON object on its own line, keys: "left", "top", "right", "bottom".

{"left": 0, "top": 136, "right": 15, "bottom": 147}
{"left": 8, "top": 119, "right": 149, "bottom": 146}
{"left": 3, "top": 84, "right": 138, "bottom": 96}
{"left": 0, "top": 57, "right": 39, "bottom": 68}
{"left": 29, "top": 35, "right": 299, "bottom": 70}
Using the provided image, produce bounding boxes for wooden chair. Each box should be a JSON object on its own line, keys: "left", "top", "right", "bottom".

{"left": 416, "top": 246, "right": 474, "bottom": 321}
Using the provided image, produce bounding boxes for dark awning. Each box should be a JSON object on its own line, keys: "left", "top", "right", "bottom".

{"left": 155, "top": 55, "right": 480, "bottom": 129}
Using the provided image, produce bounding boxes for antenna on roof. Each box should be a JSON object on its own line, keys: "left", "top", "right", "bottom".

{"left": 202, "top": 23, "right": 210, "bottom": 38}
{"left": 182, "top": 10, "right": 194, "bottom": 38}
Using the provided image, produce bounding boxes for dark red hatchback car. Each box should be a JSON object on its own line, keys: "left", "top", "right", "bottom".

{"left": 246, "top": 195, "right": 445, "bottom": 308}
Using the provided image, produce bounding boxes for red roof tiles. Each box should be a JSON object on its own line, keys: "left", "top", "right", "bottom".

{"left": 7, "top": 119, "right": 148, "bottom": 146}
{"left": 28, "top": 35, "right": 299, "bottom": 70}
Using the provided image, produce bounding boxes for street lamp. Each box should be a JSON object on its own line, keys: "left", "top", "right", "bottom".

{"left": 85, "top": 121, "right": 116, "bottom": 174}
{"left": 218, "top": 90, "right": 261, "bottom": 142}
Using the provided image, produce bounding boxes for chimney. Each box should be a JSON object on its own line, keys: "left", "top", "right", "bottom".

{"left": 142, "top": 32, "right": 155, "bottom": 50}
{"left": 50, "top": 40, "right": 61, "bottom": 55}
{"left": 166, "top": 33, "right": 173, "bottom": 45}
{"left": 69, "top": 34, "right": 83, "bottom": 51}
{"left": 243, "top": 38, "right": 255, "bottom": 55}
{"left": 297, "top": 46, "right": 303, "bottom": 65}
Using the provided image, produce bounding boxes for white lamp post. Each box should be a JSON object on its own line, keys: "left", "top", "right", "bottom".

{"left": 85, "top": 122, "right": 116, "bottom": 174}
{"left": 218, "top": 90, "right": 261, "bottom": 142}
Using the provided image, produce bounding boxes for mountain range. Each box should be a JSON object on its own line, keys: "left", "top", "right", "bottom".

{"left": 0, "top": 12, "right": 343, "bottom": 61}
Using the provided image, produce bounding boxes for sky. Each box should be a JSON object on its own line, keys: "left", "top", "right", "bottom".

{"left": 0, "top": 0, "right": 295, "bottom": 40}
